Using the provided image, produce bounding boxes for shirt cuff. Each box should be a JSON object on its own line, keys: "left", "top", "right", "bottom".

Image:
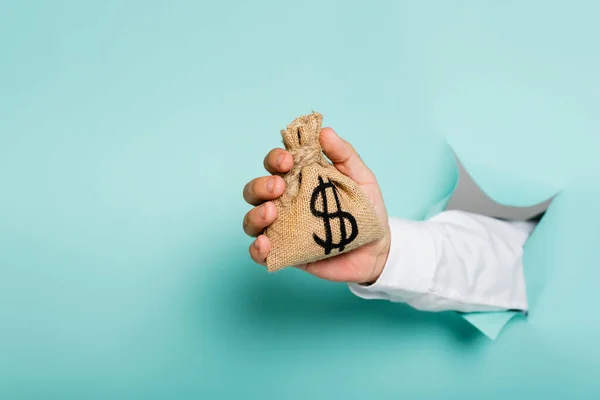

{"left": 348, "top": 217, "right": 436, "bottom": 301}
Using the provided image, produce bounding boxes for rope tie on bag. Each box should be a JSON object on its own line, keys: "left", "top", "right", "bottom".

{"left": 280, "top": 143, "right": 329, "bottom": 207}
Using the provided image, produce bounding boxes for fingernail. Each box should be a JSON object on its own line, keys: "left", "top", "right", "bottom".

{"left": 266, "top": 177, "right": 275, "bottom": 193}
{"left": 276, "top": 154, "right": 284, "bottom": 168}
{"left": 254, "top": 239, "right": 260, "bottom": 249}
{"left": 258, "top": 204, "right": 266, "bottom": 218}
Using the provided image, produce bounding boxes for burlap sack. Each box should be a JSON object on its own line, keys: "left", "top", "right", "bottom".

{"left": 264, "top": 112, "right": 386, "bottom": 272}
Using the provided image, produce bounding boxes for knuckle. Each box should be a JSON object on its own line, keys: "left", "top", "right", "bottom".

{"left": 250, "top": 248, "right": 262, "bottom": 263}
{"left": 244, "top": 208, "right": 264, "bottom": 236}
{"left": 265, "top": 148, "right": 289, "bottom": 171}
{"left": 252, "top": 178, "right": 263, "bottom": 196}
{"left": 270, "top": 148, "right": 281, "bottom": 159}
{"left": 242, "top": 214, "right": 252, "bottom": 234}
{"left": 271, "top": 151, "right": 281, "bottom": 166}
{"left": 243, "top": 181, "right": 254, "bottom": 200}
{"left": 247, "top": 210, "right": 258, "bottom": 226}
{"left": 265, "top": 148, "right": 279, "bottom": 162}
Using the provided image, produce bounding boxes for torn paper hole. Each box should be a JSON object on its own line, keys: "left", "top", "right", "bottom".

{"left": 425, "top": 149, "right": 557, "bottom": 340}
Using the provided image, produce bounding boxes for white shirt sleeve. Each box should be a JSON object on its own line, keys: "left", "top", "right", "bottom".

{"left": 348, "top": 210, "right": 537, "bottom": 313}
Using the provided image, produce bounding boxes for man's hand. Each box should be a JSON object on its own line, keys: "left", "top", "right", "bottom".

{"left": 242, "top": 127, "right": 391, "bottom": 284}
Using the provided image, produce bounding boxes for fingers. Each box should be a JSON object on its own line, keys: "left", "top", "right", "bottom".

{"left": 263, "top": 148, "right": 293, "bottom": 175}
{"left": 243, "top": 201, "right": 277, "bottom": 237}
{"left": 320, "top": 127, "right": 376, "bottom": 185}
{"left": 243, "top": 175, "right": 285, "bottom": 206}
{"left": 249, "top": 234, "right": 271, "bottom": 265}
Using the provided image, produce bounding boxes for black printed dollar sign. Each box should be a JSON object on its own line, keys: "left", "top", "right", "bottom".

{"left": 310, "top": 176, "right": 359, "bottom": 255}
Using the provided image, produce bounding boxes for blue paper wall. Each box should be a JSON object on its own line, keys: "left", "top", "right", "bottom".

{"left": 1, "top": 1, "right": 599, "bottom": 398}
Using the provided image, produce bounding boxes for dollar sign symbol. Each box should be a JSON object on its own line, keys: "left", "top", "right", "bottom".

{"left": 310, "top": 176, "right": 359, "bottom": 255}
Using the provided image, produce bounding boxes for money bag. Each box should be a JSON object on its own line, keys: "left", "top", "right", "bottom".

{"left": 264, "top": 111, "right": 386, "bottom": 272}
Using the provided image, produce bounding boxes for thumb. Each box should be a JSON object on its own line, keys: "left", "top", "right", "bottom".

{"left": 320, "top": 127, "right": 376, "bottom": 185}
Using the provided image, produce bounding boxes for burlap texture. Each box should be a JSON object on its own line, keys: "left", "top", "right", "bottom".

{"left": 264, "top": 112, "right": 386, "bottom": 272}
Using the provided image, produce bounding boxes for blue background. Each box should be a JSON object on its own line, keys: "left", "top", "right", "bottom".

{"left": 1, "top": 1, "right": 599, "bottom": 398}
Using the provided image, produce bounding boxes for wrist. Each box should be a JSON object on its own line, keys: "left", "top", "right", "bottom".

{"left": 361, "top": 231, "right": 391, "bottom": 285}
